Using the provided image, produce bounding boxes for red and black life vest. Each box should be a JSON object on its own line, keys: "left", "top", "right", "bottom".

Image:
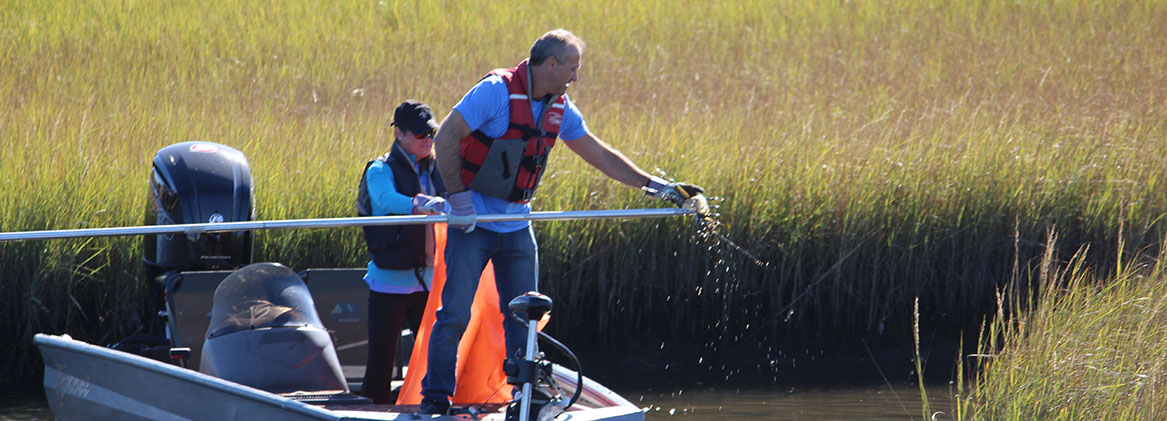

{"left": 459, "top": 60, "right": 566, "bottom": 203}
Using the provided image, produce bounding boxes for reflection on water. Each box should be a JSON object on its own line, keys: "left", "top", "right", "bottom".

{"left": 627, "top": 385, "right": 956, "bottom": 420}
{"left": 0, "top": 400, "right": 51, "bottom": 421}
{"left": 4, "top": 385, "right": 957, "bottom": 420}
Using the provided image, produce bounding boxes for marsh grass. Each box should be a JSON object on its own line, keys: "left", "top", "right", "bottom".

{"left": 955, "top": 233, "right": 1167, "bottom": 419}
{"left": 3, "top": 0, "right": 1166, "bottom": 391}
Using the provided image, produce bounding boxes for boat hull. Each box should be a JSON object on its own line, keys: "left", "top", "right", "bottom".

{"left": 35, "top": 334, "right": 643, "bottom": 421}
{"left": 37, "top": 333, "right": 337, "bottom": 420}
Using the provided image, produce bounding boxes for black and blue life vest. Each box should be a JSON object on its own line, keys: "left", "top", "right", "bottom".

{"left": 356, "top": 142, "right": 447, "bottom": 270}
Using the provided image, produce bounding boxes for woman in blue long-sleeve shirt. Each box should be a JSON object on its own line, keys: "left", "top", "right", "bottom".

{"left": 355, "top": 100, "right": 449, "bottom": 404}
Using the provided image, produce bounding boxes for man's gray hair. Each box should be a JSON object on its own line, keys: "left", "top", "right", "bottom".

{"left": 529, "top": 29, "right": 586, "bottom": 66}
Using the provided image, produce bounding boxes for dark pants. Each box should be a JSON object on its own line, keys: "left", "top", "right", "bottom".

{"left": 362, "top": 289, "right": 428, "bottom": 404}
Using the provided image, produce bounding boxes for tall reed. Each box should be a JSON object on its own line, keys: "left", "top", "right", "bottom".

{"left": 959, "top": 235, "right": 1167, "bottom": 419}
{"left": 3, "top": 0, "right": 1166, "bottom": 391}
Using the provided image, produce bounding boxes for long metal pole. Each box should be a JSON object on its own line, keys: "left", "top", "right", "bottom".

{"left": 0, "top": 208, "right": 693, "bottom": 242}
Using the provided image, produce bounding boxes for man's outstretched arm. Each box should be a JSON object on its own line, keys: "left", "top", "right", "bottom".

{"left": 563, "top": 131, "right": 652, "bottom": 189}
{"left": 565, "top": 132, "right": 706, "bottom": 206}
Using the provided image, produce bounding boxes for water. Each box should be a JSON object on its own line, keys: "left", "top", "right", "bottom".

{"left": 0, "top": 399, "right": 50, "bottom": 420}
{"left": 3, "top": 385, "right": 955, "bottom": 420}
{"left": 627, "top": 385, "right": 955, "bottom": 420}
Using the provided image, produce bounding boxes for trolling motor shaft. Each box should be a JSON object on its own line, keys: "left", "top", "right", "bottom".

{"left": 505, "top": 292, "right": 554, "bottom": 421}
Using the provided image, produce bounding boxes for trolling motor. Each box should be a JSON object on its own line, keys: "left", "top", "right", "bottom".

{"left": 504, "top": 292, "right": 583, "bottom": 421}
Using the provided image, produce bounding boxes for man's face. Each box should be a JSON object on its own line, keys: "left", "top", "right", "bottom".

{"left": 546, "top": 45, "right": 581, "bottom": 97}
{"left": 397, "top": 127, "right": 434, "bottom": 158}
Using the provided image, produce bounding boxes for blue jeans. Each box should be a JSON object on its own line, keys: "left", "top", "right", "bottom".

{"left": 421, "top": 226, "right": 538, "bottom": 403}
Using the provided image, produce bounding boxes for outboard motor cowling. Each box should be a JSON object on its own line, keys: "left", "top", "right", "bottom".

{"left": 200, "top": 263, "right": 349, "bottom": 393}
{"left": 144, "top": 141, "right": 254, "bottom": 280}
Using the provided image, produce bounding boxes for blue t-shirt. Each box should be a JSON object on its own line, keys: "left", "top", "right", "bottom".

{"left": 454, "top": 74, "right": 589, "bottom": 232}
{"left": 363, "top": 150, "right": 438, "bottom": 294}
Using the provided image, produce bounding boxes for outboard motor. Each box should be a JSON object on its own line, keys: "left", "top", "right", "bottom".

{"left": 200, "top": 263, "right": 349, "bottom": 394}
{"left": 117, "top": 141, "right": 253, "bottom": 359}
{"left": 143, "top": 141, "right": 254, "bottom": 281}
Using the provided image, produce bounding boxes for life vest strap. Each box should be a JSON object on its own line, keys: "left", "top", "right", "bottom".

{"left": 471, "top": 130, "right": 495, "bottom": 147}
{"left": 507, "top": 122, "right": 558, "bottom": 140}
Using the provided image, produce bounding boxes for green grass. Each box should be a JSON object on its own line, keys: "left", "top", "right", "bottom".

{"left": 3, "top": 0, "right": 1166, "bottom": 393}
{"left": 955, "top": 234, "right": 1167, "bottom": 420}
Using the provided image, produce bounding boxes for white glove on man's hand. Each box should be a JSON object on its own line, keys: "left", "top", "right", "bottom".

{"left": 411, "top": 194, "right": 449, "bottom": 215}
{"left": 644, "top": 176, "right": 705, "bottom": 207}
{"left": 446, "top": 191, "right": 476, "bottom": 233}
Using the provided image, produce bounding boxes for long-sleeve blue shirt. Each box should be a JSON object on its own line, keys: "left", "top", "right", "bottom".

{"left": 363, "top": 143, "right": 438, "bottom": 294}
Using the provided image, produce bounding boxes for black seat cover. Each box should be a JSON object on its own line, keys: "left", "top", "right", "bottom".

{"left": 200, "top": 263, "right": 348, "bottom": 393}
{"left": 205, "top": 262, "right": 324, "bottom": 338}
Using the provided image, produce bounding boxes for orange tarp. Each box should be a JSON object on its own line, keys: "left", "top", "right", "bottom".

{"left": 396, "top": 223, "right": 518, "bottom": 405}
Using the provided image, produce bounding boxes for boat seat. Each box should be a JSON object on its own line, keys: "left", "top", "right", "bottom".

{"left": 200, "top": 263, "right": 349, "bottom": 394}
{"left": 201, "top": 326, "right": 348, "bottom": 393}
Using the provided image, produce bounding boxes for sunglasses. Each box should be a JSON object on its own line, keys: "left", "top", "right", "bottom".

{"left": 411, "top": 130, "right": 435, "bottom": 139}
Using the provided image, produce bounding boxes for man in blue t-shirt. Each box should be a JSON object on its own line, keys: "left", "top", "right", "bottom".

{"left": 421, "top": 29, "right": 704, "bottom": 414}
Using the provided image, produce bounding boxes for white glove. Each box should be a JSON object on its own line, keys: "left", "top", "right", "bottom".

{"left": 446, "top": 191, "right": 476, "bottom": 233}
{"left": 411, "top": 194, "right": 449, "bottom": 215}
{"left": 644, "top": 176, "right": 705, "bottom": 207}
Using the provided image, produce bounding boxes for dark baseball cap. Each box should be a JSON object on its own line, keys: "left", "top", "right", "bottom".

{"left": 392, "top": 100, "right": 439, "bottom": 135}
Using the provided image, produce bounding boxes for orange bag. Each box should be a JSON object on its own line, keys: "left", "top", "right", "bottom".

{"left": 397, "top": 223, "right": 522, "bottom": 405}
